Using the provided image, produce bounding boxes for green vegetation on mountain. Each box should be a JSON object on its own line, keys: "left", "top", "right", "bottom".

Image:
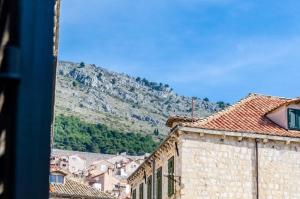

{"left": 54, "top": 115, "right": 158, "bottom": 155}
{"left": 54, "top": 61, "right": 231, "bottom": 154}
{"left": 135, "top": 77, "right": 170, "bottom": 91}
{"left": 56, "top": 61, "right": 230, "bottom": 137}
{"left": 216, "top": 101, "right": 231, "bottom": 109}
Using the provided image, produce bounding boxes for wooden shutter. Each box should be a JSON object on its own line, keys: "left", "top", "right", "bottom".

{"left": 168, "top": 157, "right": 175, "bottom": 196}
{"left": 288, "top": 109, "right": 300, "bottom": 130}
{"left": 156, "top": 167, "right": 162, "bottom": 199}
{"left": 147, "top": 176, "right": 152, "bottom": 199}
{"left": 132, "top": 189, "right": 137, "bottom": 199}
{"left": 139, "top": 183, "right": 144, "bottom": 199}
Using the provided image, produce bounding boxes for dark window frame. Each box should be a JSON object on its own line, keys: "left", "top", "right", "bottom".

{"left": 147, "top": 175, "right": 152, "bottom": 199}
{"left": 168, "top": 156, "right": 175, "bottom": 196}
{"left": 288, "top": 108, "right": 300, "bottom": 130}
{"left": 139, "top": 183, "right": 144, "bottom": 199}
{"left": 132, "top": 189, "right": 137, "bottom": 199}
{"left": 156, "top": 167, "right": 162, "bottom": 199}
{"left": 49, "top": 174, "right": 64, "bottom": 184}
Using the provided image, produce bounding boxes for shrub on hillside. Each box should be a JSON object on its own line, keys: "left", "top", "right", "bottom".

{"left": 54, "top": 115, "right": 158, "bottom": 155}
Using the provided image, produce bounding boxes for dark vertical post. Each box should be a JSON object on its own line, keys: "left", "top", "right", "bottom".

{"left": 152, "top": 159, "right": 156, "bottom": 199}
{"left": 0, "top": 0, "right": 20, "bottom": 198}
{"left": 51, "top": 0, "right": 61, "bottom": 148}
{"left": 191, "top": 98, "right": 195, "bottom": 119}
{"left": 255, "top": 139, "right": 259, "bottom": 199}
{"left": 13, "top": 0, "right": 56, "bottom": 198}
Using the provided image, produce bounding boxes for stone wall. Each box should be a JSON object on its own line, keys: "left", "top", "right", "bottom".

{"left": 180, "top": 132, "right": 300, "bottom": 199}
{"left": 181, "top": 133, "right": 257, "bottom": 199}
{"left": 258, "top": 141, "right": 300, "bottom": 198}
{"left": 130, "top": 131, "right": 300, "bottom": 199}
{"left": 130, "top": 145, "right": 178, "bottom": 199}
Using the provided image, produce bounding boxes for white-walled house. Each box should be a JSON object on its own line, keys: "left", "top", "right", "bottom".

{"left": 90, "top": 159, "right": 114, "bottom": 173}
{"left": 68, "top": 154, "right": 86, "bottom": 174}
{"left": 125, "top": 161, "right": 139, "bottom": 174}
{"left": 128, "top": 94, "right": 300, "bottom": 199}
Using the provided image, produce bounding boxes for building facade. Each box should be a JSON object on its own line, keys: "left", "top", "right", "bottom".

{"left": 68, "top": 154, "right": 86, "bottom": 174}
{"left": 50, "top": 151, "right": 146, "bottom": 198}
{"left": 128, "top": 94, "right": 300, "bottom": 199}
{"left": 49, "top": 169, "right": 115, "bottom": 199}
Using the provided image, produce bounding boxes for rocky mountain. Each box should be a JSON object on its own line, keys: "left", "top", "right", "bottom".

{"left": 55, "top": 61, "right": 228, "bottom": 137}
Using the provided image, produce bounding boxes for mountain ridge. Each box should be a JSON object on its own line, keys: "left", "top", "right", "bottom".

{"left": 55, "top": 61, "right": 229, "bottom": 137}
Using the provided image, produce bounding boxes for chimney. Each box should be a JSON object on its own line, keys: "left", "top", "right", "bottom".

{"left": 192, "top": 97, "right": 195, "bottom": 119}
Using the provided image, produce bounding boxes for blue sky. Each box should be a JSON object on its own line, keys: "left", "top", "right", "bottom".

{"left": 59, "top": 0, "right": 300, "bottom": 103}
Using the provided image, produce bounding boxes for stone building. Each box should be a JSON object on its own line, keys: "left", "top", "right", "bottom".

{"left": 128, "top": 93, "right": 300, "bottom": 199}
{"left": 50, "top": 154, "right": 86, "bottom": 175}
{"left": 87, "top": 156, "right": 141, "bottom": 198}
{"left": 49, "top": 169, "right": 115, "bottom": 199}
{"left": 68, "top": 154, "right": 86, "bottom": 174}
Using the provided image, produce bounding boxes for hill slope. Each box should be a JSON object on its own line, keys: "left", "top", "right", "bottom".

{"left": 54, "top": 115, "right": 157, "bottom": 155}
{"left": 55, "top": 61, "right": 228, "bottom": 136}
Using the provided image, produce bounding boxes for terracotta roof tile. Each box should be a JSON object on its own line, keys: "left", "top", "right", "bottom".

{"left": 182, "top": 93, "right": 300, "bottom": 138}
{"left": 50, "top": 177, "right": 115, "bottom": 199}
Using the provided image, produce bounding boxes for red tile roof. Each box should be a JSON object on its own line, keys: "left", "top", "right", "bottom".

{"left": 182, "top": 93, "right": 300, "bottom": 138}
{"left": 266, "top": 97, "right": 300, "bottom": 115}
{"left": 50, "top": 177, "right": 115, "bottom": 199}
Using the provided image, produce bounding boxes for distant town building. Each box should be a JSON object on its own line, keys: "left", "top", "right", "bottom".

{"left": 123, "top": 161, "right": 139, "bottom": 176}
{"left": 90, "top": 159, "right": 114, "bottom": 173}
{"left": 68, "top": 154, "right": 86, "bottom": 174}
{"left": 128, "top": 94, "right": 300, "bottom": 199}
{"left": 50, "top": 150, "right": 146, "bottom": 198}
{"left": 50, "top": 155, "right": 71, "bottom": 171}
{"left": 86, "top": 154, "right": 145, "bottom": 198}
{"left": 49, "top": 169, "right": 114, "bottom": 199}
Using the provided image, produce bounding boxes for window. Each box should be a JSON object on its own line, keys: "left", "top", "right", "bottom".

{"left": 168, "top": 156, "right": 175, "bottom": 196}
{"left": 139, "top": 183, "right": 144, "bottom": 199}
{"left": 156, "top": 167, "right": 162, "bottom": 199}
{"left": 132, "top": 189, "right": 137, "bottom": 199}
{"left": 288, "top": 108, "right": 300, "bottom": 130}
{"left": 147, "top": 175, "right": 152, "bottom": 199}
{"left": 49, "top": 174, "right": 64, "bottom": 184}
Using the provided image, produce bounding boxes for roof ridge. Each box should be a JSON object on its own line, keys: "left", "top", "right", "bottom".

{"left": 265, "top": 96, "right": 300, "bottom": 115}
{"left": 182, "top": 94, "right": 257, "bottom": 127}
{"left": 181, "top": 93, "right": 291, "bottom": 128}
{"left": 249, "top": 92, "right": 293, "bottom": 100}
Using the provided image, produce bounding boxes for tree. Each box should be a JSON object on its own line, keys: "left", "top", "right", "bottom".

{"left": 153, "top": 129, "right": 159, "bottom": 136}
{"left": 142, "top": 78, "right": 149, "bottom": 86}
{"left": 79, "top": 62, "right": 85, "bottom": 68}
{"left": 203, "top": 97, "right": 209, "bottom": 102}
{"left": 130, "top": 87, "right": 135, "bottom": 92}
{"left": 217, "top": 101, "right": 230, "bottom": 109}
{"left": 54, "top": 115, "right": 158, "bottom": 155}
{"left": 97, "top": 73, "right": 102, "bottom": 80}
{"left": 216, "top": 101, "right": 224, "bottom": 109}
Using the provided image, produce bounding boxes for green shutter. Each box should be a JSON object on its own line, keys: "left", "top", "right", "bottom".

{"left": 168, "top": 157, "right": 175, "bottom": 196}
{"left": 288, "top": 109, "right": 300, "bottom": 130}
{"left": 132, "top": 189, "right": 137, "bottom": 199}
{"left": 156, "top": 167, "right": 162, "bottom": 199}
{"left": 139, "top": 183, "right": 144, "bottom": 199}
{"left": 147, "top": 176, "right": 152, "bottom": 199}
